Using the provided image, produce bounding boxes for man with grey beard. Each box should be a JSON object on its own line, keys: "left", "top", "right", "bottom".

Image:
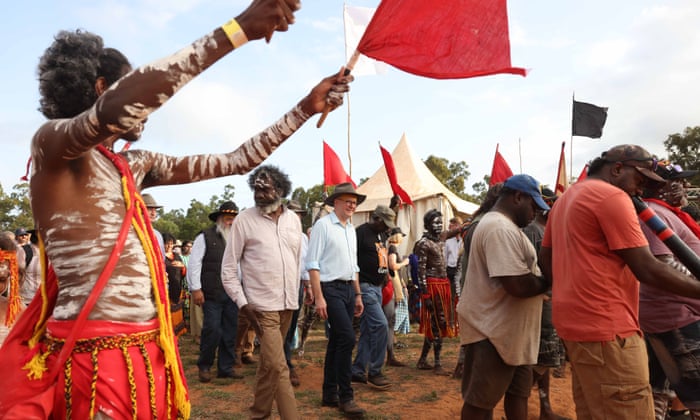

{"left": 223, "top": 165, "right": 303, "bottom": 419}
{"left": 187, "top": 201, "right": 242, "bottom": 382}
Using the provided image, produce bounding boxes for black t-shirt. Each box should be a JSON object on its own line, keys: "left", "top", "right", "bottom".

{"left": 356, "top": 223, "right": 388, "bottom": 286}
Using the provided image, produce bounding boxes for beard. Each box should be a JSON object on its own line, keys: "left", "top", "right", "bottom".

{"left": 216, "top": 221, "right": 232, "bottom": 243}
{"left": 256, "top": 197, "right": 283, "bottom": 215}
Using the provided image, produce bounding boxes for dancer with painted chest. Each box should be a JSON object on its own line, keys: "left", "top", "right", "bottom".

{"left": 0, "top": 1, "right": 353, "bottom": 418}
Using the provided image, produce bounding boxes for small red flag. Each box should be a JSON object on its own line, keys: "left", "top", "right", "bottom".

{"left": 356, "top": 0, "right": 526, "bottom": 80}
{"left": 379, "top": 144, "right": 413, "bottom": 206}
{"left": 576, "top": 164, "right": 589, "bottom": 183}
{"left": 323, "top": 141, "right": 356, "bottom": 188}
{"left": 555, "top": 142, "right": 569, "bottom": 196}
{"left": 489, "top": 144, "right": 513, "bottom": 186}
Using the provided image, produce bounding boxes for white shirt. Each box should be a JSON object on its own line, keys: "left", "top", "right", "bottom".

{"left": 444, "top": 236, "right": 462, "bottom": 268}
{"left": 222, "top": 206, "right": 302, "bottom": 311}
{"left": 186, "top": 233, "right": 206, "bottom": 291}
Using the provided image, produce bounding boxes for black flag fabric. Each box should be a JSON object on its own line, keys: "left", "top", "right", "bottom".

{"left": 572, "top": 100, "right": 608, "bottom": 138}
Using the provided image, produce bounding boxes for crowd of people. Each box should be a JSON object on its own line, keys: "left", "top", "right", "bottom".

{"left": 1, "top": 0, "right": 700, "bottom": 419}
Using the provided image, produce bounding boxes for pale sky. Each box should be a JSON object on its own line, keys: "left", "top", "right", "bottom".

{"left": 2, "top": 0, "right": 699, "bottom": 212}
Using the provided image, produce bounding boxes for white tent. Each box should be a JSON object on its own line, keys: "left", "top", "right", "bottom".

{"left": 351, "top": 133, "right": 479, "bottom": 256}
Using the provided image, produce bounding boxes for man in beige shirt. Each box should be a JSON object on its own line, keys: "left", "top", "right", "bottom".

{"left": 222, "top": 165, "right": 302, "bottom": 420}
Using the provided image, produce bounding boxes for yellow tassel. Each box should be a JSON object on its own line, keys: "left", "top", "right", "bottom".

{"left": 132, "top": 191, "right": 190, "bottom": 418}
{"left": 22, "top": 349, "right": 50, "bottom": 380}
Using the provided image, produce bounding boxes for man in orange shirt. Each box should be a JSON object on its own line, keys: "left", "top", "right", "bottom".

{"left": 540, "top": 144, "right": 700, "bottom": 419}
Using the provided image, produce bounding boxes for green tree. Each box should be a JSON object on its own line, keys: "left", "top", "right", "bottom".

{"left": 0, "top": 182, "right": 33, "bottom": 232}
{"left": 423, "top": 155, "right": 485, "bottom": 202}
{"left": 291, "top": 184, "right": 324, "bottom": 230}
{"left": 664, "top": 126, "right": 700, "bottom": 185}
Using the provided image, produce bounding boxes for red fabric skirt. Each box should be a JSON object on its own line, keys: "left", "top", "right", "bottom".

{"left": 48, "top": 318, "right": 174, "bottom": 420}
{"left": 419, "top": 277, "right": 458, "bottom": 339}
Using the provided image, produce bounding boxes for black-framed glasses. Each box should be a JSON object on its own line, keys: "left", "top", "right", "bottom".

{"left": 341, "top": 199, "right": 358, "bottom": 207}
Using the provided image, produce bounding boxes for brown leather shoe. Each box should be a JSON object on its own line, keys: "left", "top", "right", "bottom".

{"left": 198, "top": 368, "right": 211, "bottom": 383}
{"left": 289, "top": 368, "right": 300, "bottom": 387}
{"left": 241, "top": 354, "right": 256, "bottom": 364}
{"left": 339, "top": 400, "right": 366, "bottom": 418}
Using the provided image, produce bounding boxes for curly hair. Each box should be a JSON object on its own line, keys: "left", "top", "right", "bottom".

{"left": 37, "top": 29, "right": 131, "bottom": 119}
{"left": 248, "top": 165, "right": 292, "bottom": 198}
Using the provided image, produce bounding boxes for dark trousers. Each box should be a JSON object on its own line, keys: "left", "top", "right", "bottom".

{"left": 197, "top": 295, "right": 238, "bottom": 374}
{"left": 321, "top": 281, "right": 357, "bottom": 404}
{"left": 647, "top": 320, "right": 700, "bottom": 409}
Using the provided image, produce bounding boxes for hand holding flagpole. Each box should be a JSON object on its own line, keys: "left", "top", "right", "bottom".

{"left": 316, "top": 50, "right": 361, "bottom": 128}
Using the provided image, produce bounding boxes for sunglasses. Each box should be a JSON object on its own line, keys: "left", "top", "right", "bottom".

{"left": 605, "top": 157, "right": 658, "bottom": 171}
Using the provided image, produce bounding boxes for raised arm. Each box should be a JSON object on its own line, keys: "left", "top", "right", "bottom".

{"left": 34, "top": 0, "right": 305, "bottom": 165}
{"left": 135, "top": 71, "right": 352, "bottom": 188}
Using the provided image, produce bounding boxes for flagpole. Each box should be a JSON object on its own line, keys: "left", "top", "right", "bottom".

{"left": 317, "top": 50, "right": 361, "bottom": 128}
{"left": 347, "top": 92, "right": 352, "bottom": 178}
{"left": 518, "top": 138, "right": 522, "bottom": 173}
{"left": 571, "top": 92, "right": 574, "bottom": 179}
{"left": 343, "top": 3, "right": 353, "bottom": 177}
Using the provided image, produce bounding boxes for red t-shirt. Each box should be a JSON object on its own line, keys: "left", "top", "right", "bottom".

{"left": 542, "top": 179, "right": 647, "bottom": 341}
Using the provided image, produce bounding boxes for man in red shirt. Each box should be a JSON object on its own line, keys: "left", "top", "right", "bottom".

{"left": 540, "top": 144, "right": 700, "bottom": 419}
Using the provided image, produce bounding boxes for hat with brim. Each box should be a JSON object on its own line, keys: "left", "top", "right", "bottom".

{"left": 209, "top": 201, "right": 239, "bottom": 222}
{"left": 287, "top": 200, "right": 308, "bottom": 215}
{"left": 141, "top": 193, "right": 163, "bottom": 209}
{"left": 372, "top": 205, "right": 396, "bottom": 229}
{"left": 655, "top": 161, "right": 699, "bottom": 180}
{"left": 324, "top": 182, "right": 366, "bottom": 207}
{"left": 601, "top": 144, "right": 666, "bottom": 184}
{"left": 503, "top": 174, "right": 550, "bottom": 211}
{"left": 629, "top": 166, "right": 666, "bottom": 184}
{"left": 389, "top": 226, "right": 406, "bottom": 237}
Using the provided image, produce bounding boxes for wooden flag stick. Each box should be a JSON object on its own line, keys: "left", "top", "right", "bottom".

{"left": 316, "top": 50, "right": 361, "bottom": 128}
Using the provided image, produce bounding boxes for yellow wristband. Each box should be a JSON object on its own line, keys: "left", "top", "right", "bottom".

{"left": 221, "top": 18, "right": 249, "bottom": 49}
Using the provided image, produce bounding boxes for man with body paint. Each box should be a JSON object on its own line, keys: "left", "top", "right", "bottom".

{"left": 222, "top": 165, "right": 303, "bottom": 419}
{"left": 0, "top": 1, "right": 353, "bottom": 418}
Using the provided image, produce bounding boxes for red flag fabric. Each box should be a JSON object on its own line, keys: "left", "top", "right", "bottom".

{"left": 323, "top": 141, "right": 356, "bottom": 188}
{"left": 380, "top": 144, "right": 413, "bottom": 206}
{"left": 356, "top": 0, "right": 527, "bottom": 80}
{"left": 555, "top": 142, "right": 569, "bottom": 196}
{"left": 489, "top": 144, "right": 513, "bottom": 186}
{"left": 577, "top": 164, "right": 589, "bottom": 183}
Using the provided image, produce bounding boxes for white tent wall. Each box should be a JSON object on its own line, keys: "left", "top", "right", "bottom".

{"left": 350, "top": 134, "right": 479, "bottom": 257}
{"left": 352, "top": 193, "right": 456, "bottom": 257}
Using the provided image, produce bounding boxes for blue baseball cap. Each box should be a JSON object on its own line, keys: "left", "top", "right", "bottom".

{"left": 503, "top": 174, "right": 550, "bottom": 211}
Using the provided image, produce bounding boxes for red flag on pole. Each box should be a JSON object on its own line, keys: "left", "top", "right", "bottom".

{"left": 555, "top": 142, "right": 569, "bottom": 196}
{"left": 380, "top": 144, "right": 413, "bottom": 206}
{"left": 576, "top": 163, "right": 589, "bottom": 183}
{"left": 490, "top": 144, "right": 513, "bottom": 186}
{"left": 323, "top": 141, "right": 356, "bottom": 189}
{"left": 356, "top": 0, "right": 526, "bottom": 79}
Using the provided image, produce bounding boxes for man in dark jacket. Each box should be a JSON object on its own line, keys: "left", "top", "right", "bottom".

{"left": 186, "top": 201, "right": 242, "bottom": 382}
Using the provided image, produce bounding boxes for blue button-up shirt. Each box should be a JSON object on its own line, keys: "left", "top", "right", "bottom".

{"left": 305, "top": 211, "right": 359, "bottom": 281}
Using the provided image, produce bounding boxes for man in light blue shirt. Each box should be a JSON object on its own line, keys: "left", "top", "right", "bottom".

{"left": 306, "top": 182, "right": 366, "bottom": 418}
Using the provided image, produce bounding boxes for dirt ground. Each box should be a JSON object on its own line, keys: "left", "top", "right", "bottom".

{"left": 182, "top": 326, "right": 576, "bottom": 419}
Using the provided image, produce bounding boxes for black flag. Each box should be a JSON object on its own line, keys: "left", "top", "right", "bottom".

{"left": 572, "top": 100, "right": 608, "bottom": 138}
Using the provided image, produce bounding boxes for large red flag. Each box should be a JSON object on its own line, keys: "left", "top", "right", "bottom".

{"left": 356, "top": 0, "right": 526, "bottom": 79}
{"left": 490, "top": 144, "right": 513, "bottom": 186}
{"left": 555, "top": 142, "right": 569, "bottom": 196}
{"left": 323, "top": 141, "right": 356, "bottom": 188}
{"left": 380, "top": 144, "right": 413, "bottom": 206}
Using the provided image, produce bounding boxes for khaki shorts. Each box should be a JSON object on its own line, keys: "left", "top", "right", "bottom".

{"left": 461, "top": 339, "right": 532, "bottom": 409}
{"left": 564, "top": 334, "right": 654, "bottom": 419}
